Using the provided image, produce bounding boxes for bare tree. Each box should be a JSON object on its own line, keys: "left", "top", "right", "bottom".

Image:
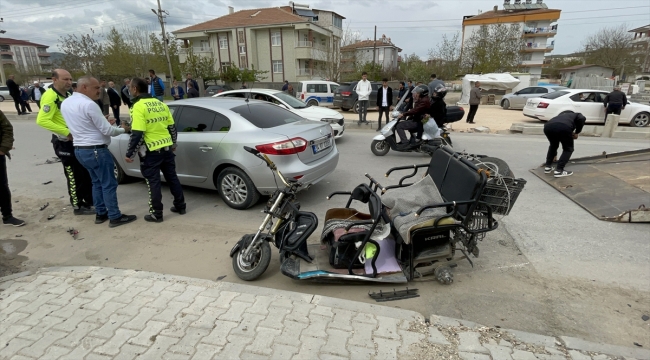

{"left": 461, "top": 23, "right": 521, "bottom": 74}
{"left": 58, "top": 29, "right": 104, "bottom": 76}
{"left": 584, "top": 24, "right": 636, "bottom": 75}
{"left": 428, "top": 32, "right": 461, "bottom": 81}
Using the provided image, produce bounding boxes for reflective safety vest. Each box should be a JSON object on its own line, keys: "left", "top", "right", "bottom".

{"left": 130, "top": 96, "right": 174, "bottom": 151}
{"left": 36, "top": 88, "right": 71, "bottom": 137}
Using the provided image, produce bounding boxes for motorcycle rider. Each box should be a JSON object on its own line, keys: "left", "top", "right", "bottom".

{"left": 396, "top": 85, "right": 430, "bottom": 145}
{"left": 423, "top": 84, "right": 447, "bottom": 140}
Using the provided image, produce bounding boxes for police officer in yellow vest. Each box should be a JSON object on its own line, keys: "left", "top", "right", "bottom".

{"left": 36, "top": 69, "right": 94, "bottom": 215}
{"left": 124, "top": 77, "right": 186, "bottom": 222}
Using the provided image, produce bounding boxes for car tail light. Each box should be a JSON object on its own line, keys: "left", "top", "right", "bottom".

{"left": 537, "top": 102, "right": 549, "bottom": 108}
{"left": 255, "top": 138, "right": 307, "bottom": 155}
{"left": 341, "top": 91, "right": 351, "bottom": 97}
{"left": 294, "top": 175, "right": 304, "bottom": 180}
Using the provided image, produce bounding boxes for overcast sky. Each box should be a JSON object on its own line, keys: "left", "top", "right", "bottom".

{"left": 1, "top": 0, "right": 648, "bottom": 58}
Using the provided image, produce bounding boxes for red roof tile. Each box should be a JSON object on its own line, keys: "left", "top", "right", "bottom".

{"left": 0, "top": 37, "right": 48, "bottom": 48}
{"left": 174, "top": 6, "right": 308, "bottom": 33}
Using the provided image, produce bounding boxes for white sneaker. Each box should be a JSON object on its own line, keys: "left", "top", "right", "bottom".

{"left": 554, "top": 170, "right": 573, "bottom": 178}
{"left": 544, "top": 166, "right": 555, "bottom": 174}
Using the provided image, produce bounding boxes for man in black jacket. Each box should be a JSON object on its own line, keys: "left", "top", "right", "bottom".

{"left": 603, "top": 86, "right": 627, "bottom": 121}
{"left": 375, "top": 78, "right": 393, "bottom": 131}
{"left": 0, "top": 110, "right": 25, "bottom": 226}
{"left": 107, "top": 81, "right": 122, "bottom": 125}
{"left": 543, "top": 111, "right": 586, "bottom": 178}
{"left": 120, "top": 78, "right": 132, "bottom": 108}
{"left": 6, "top": 75, "right": 23, "bottom": 115}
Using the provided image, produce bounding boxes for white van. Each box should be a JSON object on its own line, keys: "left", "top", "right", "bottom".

{"left": 295, "top": 80, "right": 340, "bottom": 108}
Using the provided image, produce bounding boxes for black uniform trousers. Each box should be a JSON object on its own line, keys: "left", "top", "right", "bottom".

{"left": 52, "top": 137, "right": 94, "bottom": 209}
{"left": 544, "top": 122, "right": 574, "bottom": 171}
{"left": 466, "top": 105, "right": 479, "bottom": 123}
{"left": 0, "top": 155, "right": 12, "bottom": 219}
{"left": 605, "top": 104, "right": 623, "bottom": 121}
{"left": 140, "top": 149, "right": 185, "bottom": 218}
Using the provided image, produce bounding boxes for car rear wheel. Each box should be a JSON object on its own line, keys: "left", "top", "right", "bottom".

{"left": 352, "top": 101, "right": 360, "bottom": 114}
{"left": 307, "top": 99, "right": 319, "bottom": 107}
{"left": 631, "top": 112, "right": 650, "bottom": 127}
{"left": 502, "top": 99, "right": 510, "bottom": 110}
{"left": 0, "top": 95, "right": 4, "bottom": 102}
{"left": 217, "top": 167, "right": 261, "bottom": 210}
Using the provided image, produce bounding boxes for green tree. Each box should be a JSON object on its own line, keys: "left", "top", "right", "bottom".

{"left": 150, "top": 33, "right": 182, "bottom": 80}
{"left": 461, "top": 23, "right": 522, "bottom": 74}
{"left": 399, "top": 53, "right": 431, "bottom": 83}
{"left": 543, "top": 58, "right": 583, "bottom": 79}
{"left": 182, "top": 46, "right": 218, "bottom": 87}
{"left": 103, "top": 27, "right": 133, "bottom": 79}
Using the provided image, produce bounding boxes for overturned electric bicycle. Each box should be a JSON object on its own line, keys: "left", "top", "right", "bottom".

{"left": 230, "top": 145, "right": 526, "bottom": 284}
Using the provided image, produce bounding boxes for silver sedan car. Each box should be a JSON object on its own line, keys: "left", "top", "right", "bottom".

{"left": 109, "top": 98, "right": 339, "bottom": 210}
{"left": 501, "top": 86, "right": 567, "bottom": 110}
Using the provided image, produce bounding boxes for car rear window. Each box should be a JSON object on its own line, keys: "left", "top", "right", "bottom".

{"left": 231, "top": 103, "right": 302, "bottom": 128}
{"left": 541, "top": 91, "right": 569, "bottom": 99}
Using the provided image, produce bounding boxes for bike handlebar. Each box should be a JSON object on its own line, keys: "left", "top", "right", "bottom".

{"left": 365, "top": 173, "right": 386, "bottom": 194}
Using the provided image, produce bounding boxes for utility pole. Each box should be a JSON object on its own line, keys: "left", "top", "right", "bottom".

{"left": 372, "top": 26, "right": 377, "bottom": 79}
{"left": 152, "top": 0, "right": 174, "bottom": 83}
{"left": 0, "top": 18, "right": 6, "bottom": 85}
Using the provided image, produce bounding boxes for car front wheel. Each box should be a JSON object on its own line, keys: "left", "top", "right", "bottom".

{"left": 217, "top": 167, "right": 261, "bottom": 210}
{"left": 631, "top": 112, "right": 650, "bottom": 127}
{"left": 307, "top": 99, "right": 319, "bottom": 107}
{"left": 502, "top": 99, "right": 510, "bottom": 110}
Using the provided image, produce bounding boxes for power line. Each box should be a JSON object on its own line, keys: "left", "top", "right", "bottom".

{"left": 0, "top": 0, "right": 119, "bottom": 17}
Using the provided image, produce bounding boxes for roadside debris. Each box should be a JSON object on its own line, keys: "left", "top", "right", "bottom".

{"left": 39, "top": 203, "right": 49, "bottom": 211}
{"left": 37, "top": 157, "right": 62, "bottom": 166}
{"left": 42, "top": 181, "right": 53, "bottom": 185}
{"left": 634, "top": 342, "right": 643, "bottom": 347}
{"left": 642, "top": 315, "right": 649, "bottom": 321}
{"left": 216, "top": 275, "right": 227, "bottom": 281}
{"left": 47, "top": 215, "right": 56, "bottom": 220}
{"left": 369, "top": 287, "right": 419, "bottom": 302}
{"left": 67, "top": 228, "right": 80, "bottom": 240}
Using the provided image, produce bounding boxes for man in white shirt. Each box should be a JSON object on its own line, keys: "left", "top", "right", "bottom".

{"left": 60, "top": 76, "right": 137, "bottom": 228}
{"left": 375, "top": 78, "right": 393, "bottom": 131}
{"left": 354, "top": 72, "right": 372, "bottom": 124}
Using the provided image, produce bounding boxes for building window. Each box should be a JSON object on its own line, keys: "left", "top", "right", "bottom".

{"left": 238, "top": 30, "right": 245, "bottom": 43}
{"left": 271, "top": 32, "right": 281, "bottom": 46}
{"left": 272, "top": 60, "right": 283, "bottom": 73}
{"left": 378, "top": 48, "right": 384, "bottom": 62}
{"left": 333, "top": 16, "right": 342, "bottom": 29}
{"left": 219, "top": 36, "right": 228, "bottom": 49}
{"left": 522, "top": 53, "right": 532, "bottom": 61}
{"left": 221, "top": 62, "right": 230, "bottom": 72}
{"left": 239, "top": 45, "right": 246, "bottom": 54}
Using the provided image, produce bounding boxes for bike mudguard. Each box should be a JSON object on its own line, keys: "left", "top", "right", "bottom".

{"left": 229, "top": 234, "right": 271, "bottom": 258}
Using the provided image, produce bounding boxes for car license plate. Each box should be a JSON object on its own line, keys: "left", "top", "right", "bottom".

{"left": 334, "top": 94, "right": 341, "bottom": 98}
{"left": 312, "top": 139, "right": 332, "bottom": 154}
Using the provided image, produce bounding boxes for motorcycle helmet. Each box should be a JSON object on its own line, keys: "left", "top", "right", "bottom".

{"left": 432, "top": 84, "right": 447, "bottom": 99}
{"left": 412, "top": 84, "right": 429, "bottom": 98}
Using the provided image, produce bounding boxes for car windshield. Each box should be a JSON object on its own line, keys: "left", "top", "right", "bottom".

{"left": 231, "top": 103, "right": 302, "bottom": 128}
{"left": 273, "top": 92, "right": 307, "bottom": 108}
{"left": 541, "top": 91, "right": 570, "bottom": 99}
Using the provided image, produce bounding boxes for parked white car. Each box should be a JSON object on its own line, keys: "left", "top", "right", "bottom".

{"left": 214, "top": 89, "right": 345, "bottom": 138}
{"left": 523, "top": 89, "right": 650, "bottom": 127}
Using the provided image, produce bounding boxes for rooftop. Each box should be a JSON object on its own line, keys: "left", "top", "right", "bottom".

{"left": 629, "top": 24, "right": 650, "bottom": 33}
{"left": 0, "top": 37, "right": 48, "bottom": 48}
{"left": 174, "top": 6, "right": 308, "bottom": 33}
{"left": 463, "top": 8, "right": 560, "bottom": 22}
{"left": 341, "top": 37, "right": 402, "bottom": 52}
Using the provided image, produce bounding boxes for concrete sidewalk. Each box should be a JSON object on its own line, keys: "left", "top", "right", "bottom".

{"left": 0, "top": 267, "right": 648, "bottom": 360}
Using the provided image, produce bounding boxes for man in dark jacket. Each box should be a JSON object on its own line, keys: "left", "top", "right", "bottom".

{"left": 281, "top": 80, "right": 289, "bottom": 91}
{"left": 6, "top": 75, "right": 23, "bottom": 115}
{"left": 121, "top": 78, "right": 132, "bottom": 108}
{"left": 107, "top": 81, "right": 123, "bottom": 125}
{"left": 603, "top": 86, "right": 627, "bottom": 121}
{"left": 0, "top": 110, "right": 25, "bottom": 226}
{"left": 185, "top": 73, "right": 199, "bottom": 95}
{"left": 396, "top": 85, "right": 430, "bottom": 145}
{"left": 543, "top": 111, "right": 586, "bottom": 178}
{"left": 375, "top": 78, "right": 393, "bottom": 131}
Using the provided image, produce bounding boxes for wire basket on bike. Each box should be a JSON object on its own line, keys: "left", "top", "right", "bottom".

{"left": 480, "top": 177, "right": 527, "bottom": 216}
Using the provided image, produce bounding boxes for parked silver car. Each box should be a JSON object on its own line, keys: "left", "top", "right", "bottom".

{"left": 109, "top": 98, "right": 339, "bottom": 210}
{"left": 501, "top": 86, "right": 567, "bottom": 110}
{"left": 0, "top": 86, "right": 9, "bottom": 102}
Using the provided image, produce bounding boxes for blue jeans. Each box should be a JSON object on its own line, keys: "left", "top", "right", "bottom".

{"left": 74, "top": 147, "right": 122, "bottom": 220}
{"left": 155, "top": 95, "right": 164, "bottom": 102}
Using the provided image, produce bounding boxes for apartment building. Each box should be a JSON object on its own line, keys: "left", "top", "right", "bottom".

{"left": 461, "top": 0, "right": 560, "bottom": 82}
{"left": 629, "top": 24, "right": 650, "bottom": 75}
{"left": 173, "top": 3, "right": 345, "bottom": 83}
{"left": 0, "top": 38, "right": 52, "bottom": 74}
{"left": 340, "top": 34, "right": 402, "bottom": 74}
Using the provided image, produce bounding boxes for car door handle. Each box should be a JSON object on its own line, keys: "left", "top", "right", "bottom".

{"left": 199, "top": 146, "right": 213, "bottom": 152}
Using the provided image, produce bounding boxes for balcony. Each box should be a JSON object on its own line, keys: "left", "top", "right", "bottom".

{"left": 37, "top": 52, "right": 51, "bottom": 57}
{"left": 0, "top": 48, "right": 13, "bottom": 56}
{"left": 522, "top": 26, "right": 557, "bottom": 38}
{"left": 295, "top": 43, "right": 328, "bottom": 60}
{"left": 297, "top": 41, "right": 313, "bottom": 47}
{"left": 521, "top": 42, "right": 554, "bottom": 53}
{"left": 1, "top": 59, "right": 16, "bottom": 65}
{"left": 178, "top": 47, "right": 212, "bottom": 63}
{"left": 297, "top": 68, "right": 312, "bottom": 76}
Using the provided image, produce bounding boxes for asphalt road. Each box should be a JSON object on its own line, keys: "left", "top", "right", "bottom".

{"left": 2, "top": 121, "right": 649, "bottom": 347}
